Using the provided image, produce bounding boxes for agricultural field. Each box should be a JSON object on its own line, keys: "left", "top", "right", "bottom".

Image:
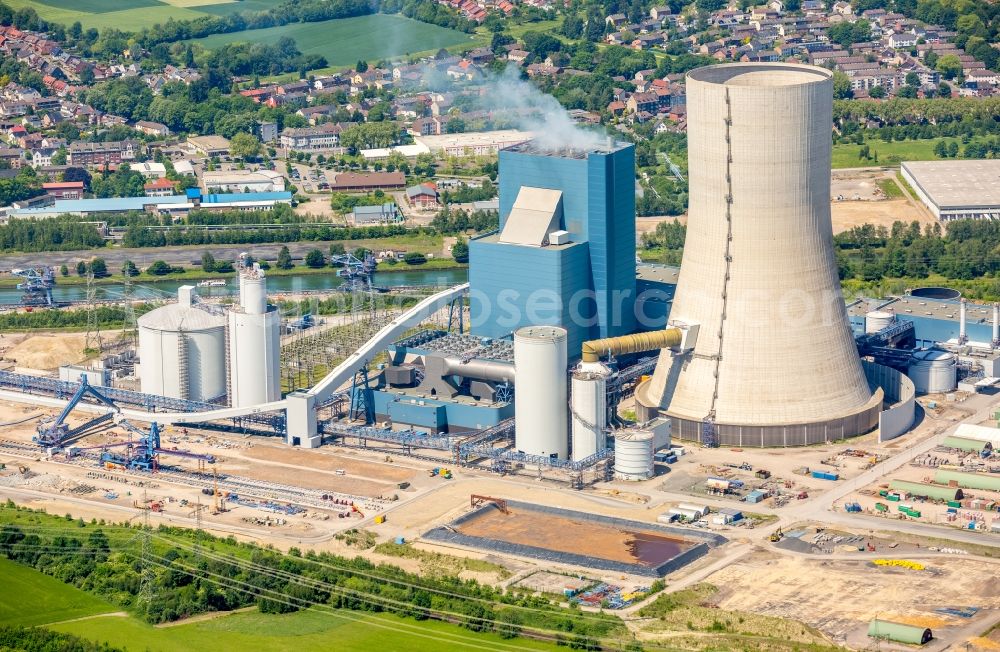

{"left": 0, "top": 558, "right": 117, "bottom": 627}
{"left": 187, "top": 14, "right": 474, "bottom": 67}
{"left": 1, "top": 0, "right": 278, "bottom": 29}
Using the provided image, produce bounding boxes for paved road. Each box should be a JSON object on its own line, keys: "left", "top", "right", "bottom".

{"left": 0, "top": 241, "right": 349, "bottom": 271}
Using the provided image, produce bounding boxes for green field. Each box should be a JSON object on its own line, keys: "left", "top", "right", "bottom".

{"left": 188, "top": 14, "right": 474, "bottom": 66}
{"left": 0, "top": 558, "right": 117, "bottom": 627}
{"left": 0, "top": 0, "right": 278, "bottom": 29}
{"left": 52, "top": 607, "right": 560, "bottom": 652}
{"left": 831, "top": 136, "right": 992, "bottom": 169}
{"left": 0, "top": 556, "right": 558, "bottom": 651}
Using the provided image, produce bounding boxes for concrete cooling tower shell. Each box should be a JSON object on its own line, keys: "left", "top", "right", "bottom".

{"left": 637, "top": 63, "right": 881, "bottom": 446}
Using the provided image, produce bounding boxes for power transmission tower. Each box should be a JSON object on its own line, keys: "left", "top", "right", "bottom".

{"left": 138, "top": 491, "right": 155, "bottom": 607}
{"left": 84, "top": 271, "right": 103, "bottom": 354}
{"left": 119, "top": 271, "right": 138, "bottom": 352}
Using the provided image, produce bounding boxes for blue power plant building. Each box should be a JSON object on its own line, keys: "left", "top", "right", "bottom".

{"left": 469, "top": 141, "right": 638, "bottom": 357}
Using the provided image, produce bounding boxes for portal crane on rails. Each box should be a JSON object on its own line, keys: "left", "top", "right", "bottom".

{"left": 34, "top": 376, "right": 120, "bottom": 448}
{"left": 11, "top": 267, "right": 55, "bottom": 306}
{"left": 99, "top": 420, "right": 216, "bottom": 471}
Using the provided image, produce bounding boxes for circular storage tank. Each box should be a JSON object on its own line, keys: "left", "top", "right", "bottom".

{"left": 514, "top": 326, "right": 568, "bottom": 459}
{"left": 908, "top": 349, "right": 957, "bottom": 394}
{"left": 865, "top": 311, "right": 896, "bottom": 334}
{"left": 614, "top": 430, "right": 654, "bottom": 481}
{"left": 137, "top": 288, "right": 227, "bottom": 402}
{"left": 909, "top": 287, "right": 961, "bottom": 301}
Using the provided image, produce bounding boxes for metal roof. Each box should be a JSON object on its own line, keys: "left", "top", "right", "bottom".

{"left": 137, "top": 302, "right": 227, "bottom": 332}
{"left": 498, "top": 186, "right": 562, "bottom": 247}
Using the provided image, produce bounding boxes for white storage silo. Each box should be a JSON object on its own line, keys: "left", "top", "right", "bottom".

{"left": 228, "top": 263, "right": 281, "bottom": 407}
{"left": 514, "top": 326, "right": 568, "bottom": 459}
{"left": 614, "top": 430, "right": 654, "bottom": 481}
{"left": 571, "top": 362, "right": 609, "bottom": 461}
{"left": 865, "top": 311, "right": 896, "bottom": 334}
{"left": 137, "top": 286, "right": 227, "bottom": 402}
{"left": 908, "top": 349, "right": 957, "bottom": 394}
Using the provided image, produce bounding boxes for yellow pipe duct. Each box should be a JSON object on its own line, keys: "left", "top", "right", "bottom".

{"left": 581, "top": 328, "right": 683, "bottom": 363}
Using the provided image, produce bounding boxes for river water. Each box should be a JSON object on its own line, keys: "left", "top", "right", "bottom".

{"left": 0, "top": 268, "right": 469, "bottom": 305}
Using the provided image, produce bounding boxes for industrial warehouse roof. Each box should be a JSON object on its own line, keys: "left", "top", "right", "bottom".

{"left": 901, "top": 160, "right": 1000, "bottom": 210}
{"left": 954, "top": 423, "right": 1000, "bottom": 446}
{"left": 9, "top": 191, "right": 292, "bottom": 217}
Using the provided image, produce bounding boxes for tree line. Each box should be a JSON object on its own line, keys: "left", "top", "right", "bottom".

{"left": 0, "top": 505, "right": 626, "bottom": 647}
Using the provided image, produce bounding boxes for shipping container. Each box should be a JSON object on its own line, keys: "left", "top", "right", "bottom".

{"left": 811, "top": 470, "right": 839, "bottom": 481}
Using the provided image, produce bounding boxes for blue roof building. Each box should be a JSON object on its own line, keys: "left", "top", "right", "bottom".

{"left": 469, "top": 141, "right": 637, "bottom": 358}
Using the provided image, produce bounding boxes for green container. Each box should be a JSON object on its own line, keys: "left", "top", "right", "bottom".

{"left": 947, "top": 500, "right": 961, "bottom": 508}
{"left": 908, "top": 510, "right": 921, "bottom": 518}
{"left": 875, "top": 502, "right": 888, "bottom": 512}
{"left": 887, "top": 495, "right": 900, "bottom": 502}
{"left": 878, "top": 490, "right": 888, "bottom": 497}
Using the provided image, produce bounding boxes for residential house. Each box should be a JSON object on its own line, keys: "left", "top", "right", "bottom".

{"left": 279, "top": 122, "right": 344, "bottom": 151}
{"left": 134, "top": 120, "right": 170, "bottom": 137}
{"left": 68, "top": 140, "right": 141, "bottom": 166}
{"left": 144, "top": 177, "right": 176, "bottom": 197}
{"left": 42, "top": 181, "right": 83, "bottom": 200}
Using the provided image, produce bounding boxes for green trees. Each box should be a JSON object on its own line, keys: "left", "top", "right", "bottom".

{"left": 832, "top": 71, "right": 854, "bottom": 99}
{"left": 277, "top": 246, "right": 294, "bottom": 270}
{"left": 122, "top": 260, "right": 139, "bottom": 277}
{"left": 403, "top": 251, "right": 426, "bottom": 265}
{"left": 147, "top": 260, "right": 173, "bottom": 276}
{"left": 230, "top": 132, "right": 262, "bottom": 161}
{"left": 88, "top": 258, "right": 108, "bottom": 278}
{"left": 935, "top": 54, "right": 962, "bottom": 80}
{"left": 304, "top": 249, "right": 326, "bottom": 268}
{"left": 828, "top": 20, "right": 871, "bottom": 47}
{"left": 75, "top": 261, "right": 86, "bottom": 276}
{"left": 451, "top": 237, "right": 469, "bottom": 263}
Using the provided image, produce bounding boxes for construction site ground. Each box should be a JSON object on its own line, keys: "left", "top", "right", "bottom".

{"left": 704, "top": 549, "right": 1000, "bottom": 650}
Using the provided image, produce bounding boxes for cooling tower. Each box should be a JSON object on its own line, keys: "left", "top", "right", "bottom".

{"left": 637, "top": 63, "right": 882, "bottom": 446}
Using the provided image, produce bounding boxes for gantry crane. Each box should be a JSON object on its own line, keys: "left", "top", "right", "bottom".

{"left": 11, "top": 267, "right": 55, "bottom": 306}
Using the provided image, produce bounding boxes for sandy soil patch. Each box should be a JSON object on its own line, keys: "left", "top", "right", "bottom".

{"left": 831, "top": 199, "right": 934, "bottom": 234}
{"left": 239, "top": 444, "right": 418, "bottom": 483}
{"left": 5, "top": 334, "right": 88, "bottom": 370}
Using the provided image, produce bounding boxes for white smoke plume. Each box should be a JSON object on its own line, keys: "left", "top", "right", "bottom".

{"left": 421, "top": 63, "right": 611, "bottom": 152}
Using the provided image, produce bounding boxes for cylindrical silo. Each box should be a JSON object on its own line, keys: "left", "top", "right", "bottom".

{"left": 614, "top": 430, "right": 654, "bottom": 481}
{"left": 137, "top": 286, "right": 227, "bottom": 402}
{"left": 514, "top": 326, "right": 568, "bottom": 459}
{"left": 228, "top": 264, "right": 281, "bottom": 407}
{"left": 571, "top": 362, "right": 609, "bottom": 461}
{"left": 865, "top": 311, "right": 895, "bottom": 334}
{"left": 908, "top": 349, "right": 957, "bottom": 394}
{"left": 639, "top": 63, "right": 879, "bottom": 445}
